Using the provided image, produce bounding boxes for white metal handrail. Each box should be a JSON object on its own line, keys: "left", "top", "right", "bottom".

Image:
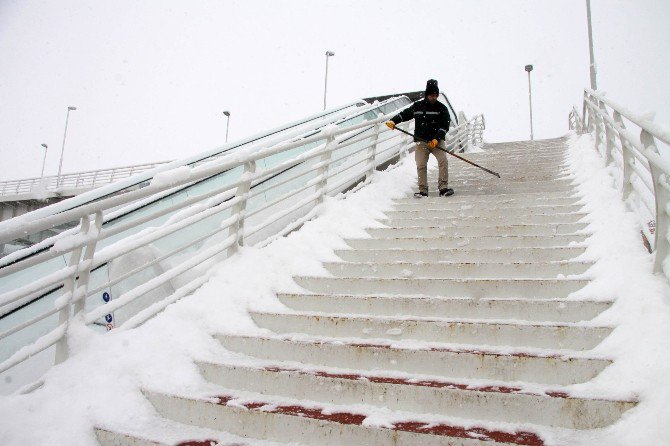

{"left": 0, "top": 101, "right": 484, "bottom": 386}
{"left": 0, "top": 161, "right": 170, "bottom": 197}
{"left": 570, "top": 88, "right": 670, "bottom": 278}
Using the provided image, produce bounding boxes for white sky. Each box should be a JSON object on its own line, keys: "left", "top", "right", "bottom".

{"left": 1, "top": 0, "right": 669, "bottom": 180}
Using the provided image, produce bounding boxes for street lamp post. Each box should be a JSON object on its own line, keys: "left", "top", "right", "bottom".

{"left": 39, "top": 143, "right": 48, "bottom": 184}
{"left": 585, "top": 0, "right": 598, "bottom": 90}
{"left": 223, "top": 110, "right": 231, "bottom": 143}
{"left": 323, "top": 51, "right": 335, "bottom": 110}
{"left": 525, "top": 65, "right": 534, "bottom": 141}
{"left": 57, "top": 106, "right": 77, "bottom": 188}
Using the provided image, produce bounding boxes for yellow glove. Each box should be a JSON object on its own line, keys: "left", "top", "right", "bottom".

{"left": 428, "top": 139, "right": 438, "bottom": 149}
{"left": 385, "top": 121, "right": 395, "bottom": 130}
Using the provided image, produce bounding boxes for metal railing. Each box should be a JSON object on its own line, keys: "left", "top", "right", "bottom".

{"left": 0, "top": 162, "right": 171, "bottom": 198}
{"left": 570, "top": 89, "right": 670, "bottom": 278}
{"left": 0, "top": 99, "right": 485, "bottom": 386}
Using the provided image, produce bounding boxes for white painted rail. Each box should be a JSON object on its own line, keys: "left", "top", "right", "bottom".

{"left": 570, "top": 89, "right": 670, "bottom": 278}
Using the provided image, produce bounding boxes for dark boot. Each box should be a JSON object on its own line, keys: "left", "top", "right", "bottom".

{"left": 439, "top": 188, "right": 454, "bottom": 197}
{"left": 414, "top": 191, "right": 428, "bottom": 198}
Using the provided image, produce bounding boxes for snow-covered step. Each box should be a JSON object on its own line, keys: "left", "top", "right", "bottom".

{"left": 276, "top": 293, "right": 612, "bottom": 323}
{"left": 143, "top": 390, "right": 547, "bottom": 446}
{"left": 443, "top": 184, "right": 577, "bottom": 195}
{"left": 293, "top": 276, "right": 587, "bottom": 299}
{"left": 366, "top": 223, "right": 587, "bottom": 238}
{"left": 345, "top": 234, "right": 589, "bottom": 250}
{"left": 293, "top": 276, "right": 589, "bottom": 299}
{"left": 198, "top": 362, "right": 635, "bottom": 430}
{"left": 95, "top": 427, "right": 251, "bottom": 446}
{"left": 323, "top": 260, "right": 592, "bottom": 279}
{"left": 386, "top": 201, "right": 583, "bottom": 213}
{"left": 392, "top": 192, "right": 582, "bottom": 204}
{"left": 216, "top": 335, "right": 610, "bottom": 386}
{"left": 380, "top": 214, "right": 587, "bottom": 227}
{"left": 334, "top": 246, "right": 587, "bottom": 263}
{"left": 379, "top": 210, "right": 584, "bottom": 222}
{"left": 249, "top": 311, "right": 611, "bottom": 350}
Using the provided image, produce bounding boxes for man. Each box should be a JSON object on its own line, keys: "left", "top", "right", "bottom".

{"left": 386, "top": 79, "right": 453, "bottom": 198}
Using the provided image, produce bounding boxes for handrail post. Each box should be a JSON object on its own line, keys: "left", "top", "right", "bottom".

{"left": 72, "top": 211, "right": 103, "bottom": 315}
{"left": 614, "top": 111, "right": 633, "bottom": 200}
{"left": 641, "top": 130, "right": 670, "bottom": 274}
{"left": 594, "top": 100, "right": 604, "bottom": 158}
{"left": 228, "top": 160, "right": 256, "bottom": 256}
{"left": 366, "top": 124, "right": 381, "bottom": 181}
{"left": 316, "top": 135, "right": 335, "bottom": 204}
{"left": 600, "top": 100, "right": 614, "bottom": 166}
{"left": 54, "top": 214, "right": 91, "bottom": 364}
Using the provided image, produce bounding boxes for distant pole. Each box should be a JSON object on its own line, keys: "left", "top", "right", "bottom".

{"left": 223, "top": 110, "right": 231, "bottom": 143}
{"left": 586, "top": 0, "right": 598, "bottom": 90}
{"left": 57, "top": 106, "right": 77, "bottom": 188}
{"left": 525, "top": 65, "right": 534, "bottom": 141}
{"left": 323, "top": 51, "right": 335, "bottom": 110}
{"left": 39, "top": 143, "right": 48, "bottom": 182}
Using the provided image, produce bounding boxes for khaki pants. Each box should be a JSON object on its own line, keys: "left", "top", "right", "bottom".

{"left": 415, "top": 141, "right": 448, "bottom": 193}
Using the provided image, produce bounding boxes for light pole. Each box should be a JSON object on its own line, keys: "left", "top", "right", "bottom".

{"left": 323, "top": 51, "right": 335, "bottom": 110}
{"left": 39, "top": 143, "right": 48, "bottom": 183}
{"left": 223, "top": 110, "right": 231, "bottom": 143}
{"left": 525, "top": 65, "right": 534, "bottom": 141}
{"left": 57, "top": 106, "right": 77, "bottom": 188}
{"left": 585, "top": 0, "right": 598, "bottom": 90}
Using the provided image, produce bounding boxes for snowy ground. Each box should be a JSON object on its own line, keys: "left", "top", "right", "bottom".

{"left": 0, "top": 134, "right": 669, "bottom": 445}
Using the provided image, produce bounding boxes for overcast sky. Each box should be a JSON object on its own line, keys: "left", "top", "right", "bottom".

{"left": 1, "top": 0, "right": 669, "bottom": 180}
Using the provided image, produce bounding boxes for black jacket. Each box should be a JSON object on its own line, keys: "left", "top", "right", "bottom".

{"left": 391, "top": 99, "right": 451, "bottom": 142}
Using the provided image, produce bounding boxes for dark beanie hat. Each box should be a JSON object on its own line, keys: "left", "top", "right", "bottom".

{"left": 425, "top": 79, "right": 439, "bottom": 96}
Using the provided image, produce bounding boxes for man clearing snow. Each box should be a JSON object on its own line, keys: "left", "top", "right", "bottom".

{"left": 386, "top": 79, "right": 453, "bottom": 198}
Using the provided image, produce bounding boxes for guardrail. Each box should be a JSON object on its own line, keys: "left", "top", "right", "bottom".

{"left": 0, "top": 99, "right": 485, "bottom": 388}
{"left": 570, "top": 89, "right": 670, "bottom": 278}
{"left": 0, "top": 161, "right": 171, "bottom": 198}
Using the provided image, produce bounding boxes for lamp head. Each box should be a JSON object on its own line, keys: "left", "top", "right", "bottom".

{"left": 68, "top": 106, "right": 77, "bottom": 110}
{"left": 524, "top": 65, "right": 533, "bottom": 72}
{"left": 223, "top": 111, "right": 230, "bottom": 117}
{"left": 41, "top": 143, "right": 48, "bottom": 149}
{"left": 326, "top": 51, "right": 335, "bottom": 57}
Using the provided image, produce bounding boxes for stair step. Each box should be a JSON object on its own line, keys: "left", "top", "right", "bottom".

{"left": 144, "top": 390, "right": 548, "bottom": 446}
{"left": 366, "top": 223, "right": 587, "bottom": 238}
{"left": 334, "top": 247, "right": 587, "bottom": 263}
{"left": 391, "top": 194, "right": 581, "bottom": 206}
{"left": 345, "top": 234, "right": 589, "bottom": 250}
{"left": 198, "top": 362, "right": 635, "bottom": 430}
{"left": 249, "top": 311, "right": 611, "bottom": 350}
{"left": 293, "top": 276, "right": 588, "bottom": 299}
{"left": 216, "top": 335, "right": 610, "bottom": 386}
{"left": 323, "top": 261, "right": 592, "bottom": 279}
{"left": 384, "top": 207, "right": 585, "bottom": 219}
{"left": 380, "top": 213, "right": 587, "bottom": 226}
{"left": 277, "top": 293, "right": 612, "bottom": 323}
{"left": 95, "top": 427, "right": 246, "bottom": 446}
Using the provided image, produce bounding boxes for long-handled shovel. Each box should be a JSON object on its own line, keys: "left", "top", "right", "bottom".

{"left": 392, "top": 126, "right": 501, "bottom": 178}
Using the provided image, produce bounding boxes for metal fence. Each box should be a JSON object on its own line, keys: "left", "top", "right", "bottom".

{"left": 0, "top": 100, "right": 485, "bottom": 390}
{"left": 571, "top": 88, "right": 670, "bottom": 278}
{"left": 0, "top": 162, "right": 171, "bottom": 197}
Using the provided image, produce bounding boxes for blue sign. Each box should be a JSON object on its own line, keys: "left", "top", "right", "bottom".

{"left": 102, "top": 292, "right": 111, "bottom": 303}
{"left": 105, "top": 314, "right": 113, "bottom": 323}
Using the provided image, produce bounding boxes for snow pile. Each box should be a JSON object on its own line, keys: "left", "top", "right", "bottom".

{"left": 565, "top": 132, "right": 670, "bottom": 445}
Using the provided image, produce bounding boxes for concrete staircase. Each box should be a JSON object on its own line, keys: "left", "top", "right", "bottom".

{"left": 96, "top": 137, "right": 635, "bottom": 445}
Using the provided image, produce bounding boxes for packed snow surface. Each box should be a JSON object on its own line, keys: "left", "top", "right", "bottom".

{"left": 0, "top": 135, "right": 669, "bottom": 445}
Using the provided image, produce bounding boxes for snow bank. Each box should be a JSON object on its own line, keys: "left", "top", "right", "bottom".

{"left": 565, "top": 132, "right": 670, "bottom": 445}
